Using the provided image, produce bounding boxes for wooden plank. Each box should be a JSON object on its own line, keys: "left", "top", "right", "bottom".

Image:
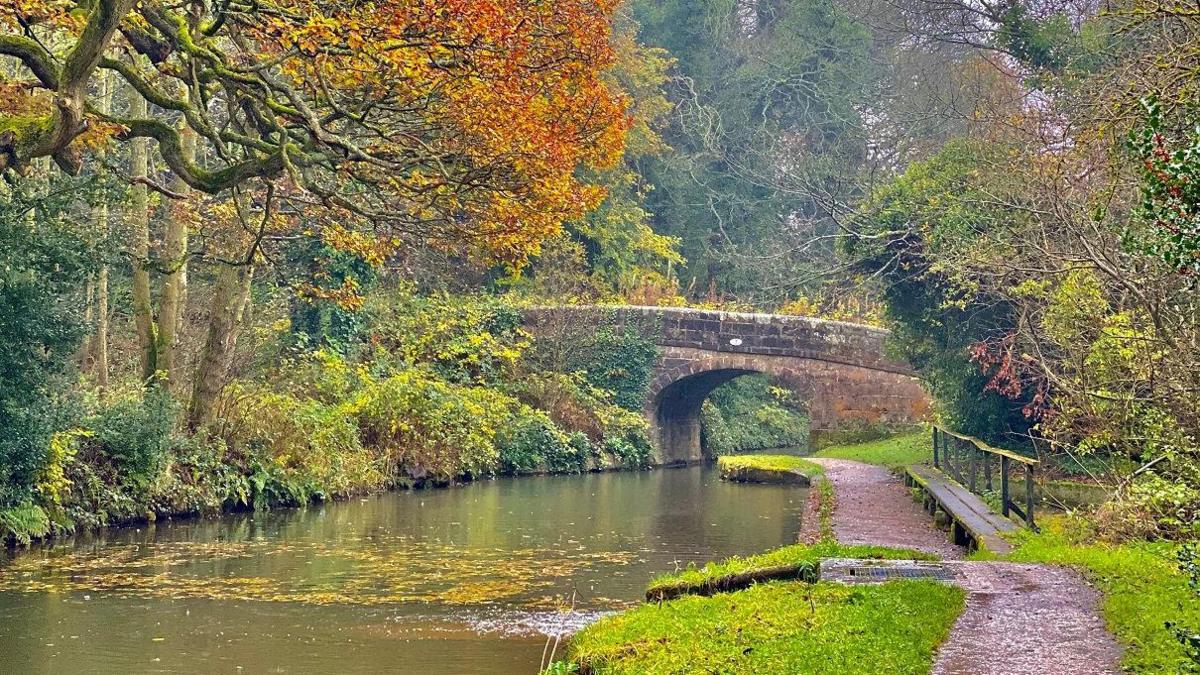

{"left": 908, "top": 465, "right": 1016, "bottom": 554}
{"left": 907, "top": 468, "right": 1012, "bottom": 547}
{"left": 910, "top": 466, "right": 1016, "bottom": 533}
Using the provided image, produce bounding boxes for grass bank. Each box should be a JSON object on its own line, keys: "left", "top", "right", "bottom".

{"left": 646, "top": 540, "right": 937, "bottom": 601}
{"left": 567, "top": 579, "right": 964, "bottom": 674}
{"left": 812, "top": 432, "right": 929, "bottom": 471}
{"left": 561, "top": 433, "right": 961, "bottom": 674}
{"left": 717, "top": 454, "right": 823, "bottom": 485}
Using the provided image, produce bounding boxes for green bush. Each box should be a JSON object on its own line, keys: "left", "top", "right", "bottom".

{"left": 0, "top": 403, "right": 58, "bottom": 507}
{"left": 1096, "top": 472, "right": 1200, "bottom": 540}
{"left": 363, "top": 288, "right": 529, "bottom": 386}
{"left": 0, "top": 178, "right": 96, "bottom": 507}
{"left": 89, "top": 389, "right": 179, "bottom": 492}
{"left": 497, "top": 408, "right": 588, "bottom": 474}
{"left": 604, "top": 433, "right": 653, "bottom": 469}
{"left": 349, "top": 368, "right": 517, "bottom": 482}
{"left": 211, "top": 381, "right": 383, "bottom": 507}
{"left": 151, "top": 436, "right": 248, "bottom": 516}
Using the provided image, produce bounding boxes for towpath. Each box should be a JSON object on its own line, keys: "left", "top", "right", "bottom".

{"left": 807, "top": 457, "right": 1122, "bottom": 675}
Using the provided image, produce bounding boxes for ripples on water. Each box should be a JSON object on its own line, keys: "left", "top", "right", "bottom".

{"left": 0, "top": 464, "right": 805, "bottom": 674}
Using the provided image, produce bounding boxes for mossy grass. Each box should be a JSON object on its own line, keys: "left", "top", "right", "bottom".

{"left": 718, "top": 454, "right": 824, "bottom": 474}
{"left": 568, "top": 579, "right": 965, "bottom": 674}
{"left": 989, "top": 515, "right": 1200, "bottom": 673}
{"left": 646, "top": 540, "right": 937, "bottom": 601}
{"left": 717, "top": 454, "right": 824, "bottom": 485}
{"left": 813, "top": 432, "right": 929, "bottom": 471}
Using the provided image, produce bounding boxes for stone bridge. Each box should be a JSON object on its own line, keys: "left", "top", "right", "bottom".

{"left": 523, "top": 306, "right": 930, "bottom": 465}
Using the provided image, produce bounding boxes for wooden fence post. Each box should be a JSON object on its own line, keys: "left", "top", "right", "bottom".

{"left": 932, "top": 427, "right": 939, "bottom": 468}
{"left": 1001, "top": 455, "right": 1010, "bottom": 518}
{"left": 1025, "top": 463, "right": 1036, "bottom": 528}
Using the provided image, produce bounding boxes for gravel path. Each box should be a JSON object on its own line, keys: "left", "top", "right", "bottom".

{"left": 808, "top": 458, "right": 962, "bottom": 559}
{"left": 932, "top": 562, "right": 1121, "bottom": 674}
{"left": 809, "top": 457, "right": 1122, "bottom": 674}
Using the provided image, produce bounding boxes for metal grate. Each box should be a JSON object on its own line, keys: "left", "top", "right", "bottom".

{"left": 847, "top": 566, "right": 955, "bottom": 581}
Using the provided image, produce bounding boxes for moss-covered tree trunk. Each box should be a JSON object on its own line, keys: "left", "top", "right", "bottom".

{"left": 155, "top": 122, "right": 192, "bottom": 390}
{"left": 188, "top": 262, "right": 254, "bottom": 428}
{"left": 127, "top": 91, "right": 157, "bottom": 385}
{"left": 91, "top": 72, "right": 111, "bottom": 391}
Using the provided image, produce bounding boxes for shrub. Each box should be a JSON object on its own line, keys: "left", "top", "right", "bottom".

{"left": 0, "top": 177, "right": 95, "bottom": 508}
{"left": 700, "top": 400, "right": 736, "bottom": 456}
{"left": 497, "top": 408, "right": 588, "bottom": 474}
{"left": 152, "top": 436, "right": 248, "bottom": 516}
{"left": 211, "top": 382, "right": 382, "bottom": 506}
{"left": 604, "top": 433, "right": 653, "bottom": 469}
{"left": 363, "top": 289, "right": 529, "bottom": 386}
{"left": 510, "top": 371, "right": 617, "bottom": 441}
{"left": 1095, "top": 472, "right": 1200, "bottom": 541}
{"left": 89, "top": 389, "right": 179, "bottom": 493}
{"left": 349, "top": 369, "right": 517, "bottom": 482}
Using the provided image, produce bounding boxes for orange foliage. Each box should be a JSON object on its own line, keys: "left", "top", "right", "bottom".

{"left": 252, "top": 0, "right": 631, "bottom": 263}
{"left": 2, "top": 0, "right": 632, "bottom": 267}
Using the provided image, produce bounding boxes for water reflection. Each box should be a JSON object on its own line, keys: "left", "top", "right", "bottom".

{"left": 0, "top": 464, "right": 805, "bottom": 674}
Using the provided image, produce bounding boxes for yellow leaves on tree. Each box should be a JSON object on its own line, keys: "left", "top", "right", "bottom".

{"left": 250, "top": 0, "right": 633, "bottom": 265}
{"left": 2, "top": 0, "right": 633, "bottom": 268}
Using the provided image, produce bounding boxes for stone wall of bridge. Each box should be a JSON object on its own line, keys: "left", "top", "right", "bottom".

{"left": 522, "top": 306, "right": 931, "bottom": 464}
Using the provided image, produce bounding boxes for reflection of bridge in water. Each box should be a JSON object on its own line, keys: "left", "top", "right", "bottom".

{"left": 524, "top": 306, "right": 931, "bottom": 464}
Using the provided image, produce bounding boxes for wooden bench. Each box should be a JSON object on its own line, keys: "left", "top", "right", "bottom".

{"left": 906, "top": 465, "right": 1017, "bottom": 554}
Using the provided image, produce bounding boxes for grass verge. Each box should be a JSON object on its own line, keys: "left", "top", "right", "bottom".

{"left": 717, "top": 454, "right": 824, "bottom": 474}
{"left": 568, "top": 579, "right": 965, "bottom": 674}
{"left": 646, "top": 540, "right": 937, "bottom": 601}
{"left": 995, "top": 516, "right": 1200, "bottom": 673}
{"left": 813, "top": 432, "right": 929, "bottom": 471}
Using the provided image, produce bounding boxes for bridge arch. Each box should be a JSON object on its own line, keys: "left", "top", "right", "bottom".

{"left": 523, "top": 306, "right": 932, "bottom": 465}
{"left": 646, "top": 354, "right": 822, "bottom": 465}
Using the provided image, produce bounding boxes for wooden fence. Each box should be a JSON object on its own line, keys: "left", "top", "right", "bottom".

{"left": 932, "top": 425, "right": 1039, "bottom": 530}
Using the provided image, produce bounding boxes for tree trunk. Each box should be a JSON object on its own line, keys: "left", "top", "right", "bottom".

{"left": 155, "top": 125, "right": 193, "bottom": 390}
{"left": 91, "top": 71, "right": 111, "bottom": 390}
{"left": 188, "top": 262, "right": 254, "bottom": 429}
{"left": 95, "top": 264, "right": 109, "bottom": 389}
{"left": 128, "top": 91, "right": 157, "bottom": 385}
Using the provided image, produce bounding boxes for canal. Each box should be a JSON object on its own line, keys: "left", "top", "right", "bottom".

{"left": 0, "top": 464, "right": 806, "bottom": 673}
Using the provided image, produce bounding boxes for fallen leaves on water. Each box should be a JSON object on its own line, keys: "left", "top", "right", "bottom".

{"left": 0, "top": 539, "right": 636, "bottom": 607}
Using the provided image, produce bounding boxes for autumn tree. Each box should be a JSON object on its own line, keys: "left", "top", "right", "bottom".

{"left": 1, "top": 0, "right": 631, "bottom": 424}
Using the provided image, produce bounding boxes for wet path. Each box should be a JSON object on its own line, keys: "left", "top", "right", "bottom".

{"left": 808, "top": 458, "right": 962, "bottom": 559}
{"left": 809, "top": 457, "right": 1122, "bottom": 674}
{"left": 931, "top": 562, "right": 1122, "bottom": 675}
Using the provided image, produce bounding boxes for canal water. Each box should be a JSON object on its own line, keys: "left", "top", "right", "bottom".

{"left": 0, "top": 464, "right": 806, "bottom": 674}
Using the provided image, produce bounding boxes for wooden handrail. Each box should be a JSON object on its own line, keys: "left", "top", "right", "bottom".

{"left": 931, "top": 425, "right": 1039, "bottom": 531}
{"left": 932, "top": 424, "right": 1038, "bottom": 465}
